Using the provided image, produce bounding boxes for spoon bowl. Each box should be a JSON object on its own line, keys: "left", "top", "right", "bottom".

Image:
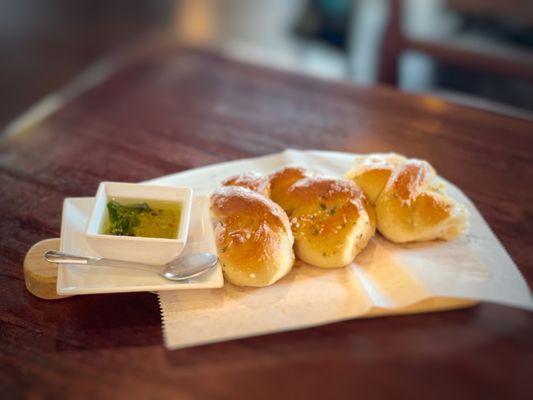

{"left": 161, "top": 253, "right": 219, "bottom": 281}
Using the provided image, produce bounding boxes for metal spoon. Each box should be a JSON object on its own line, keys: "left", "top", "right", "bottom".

{"left": 44, "top": 250, "right": 218, "bottom": 281}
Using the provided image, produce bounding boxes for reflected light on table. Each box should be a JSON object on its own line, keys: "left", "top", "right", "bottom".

{"left": 419, "top": 96, "right": 450, "bottom": 113}
{"left": 174, "top": 0, "right": 217, "bottom": 45}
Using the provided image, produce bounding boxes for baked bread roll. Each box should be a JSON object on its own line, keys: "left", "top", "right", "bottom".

{"left": 345, "top": 154, "right": 469, "bottom": 243}
{"left": 221, "top": 171, "right": 270, "bottom": 196}
{"left": 269, "top": 167, "right": 376, "bottom": 268}
{"left": 269, "top": 166, "right": 309, "bottom": 212}
{"left": 210, "top": 186, "right": 295, "bottom": 287}
{"left": 345, "top": 153, "right": 407, "bottom": 203}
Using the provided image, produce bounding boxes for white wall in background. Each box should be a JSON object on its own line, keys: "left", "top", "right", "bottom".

{"left": 400, "top": 0, "right": 460, "bottom": 91}
{"left": 349, "top": 0, "right": 388, "bottom": 84}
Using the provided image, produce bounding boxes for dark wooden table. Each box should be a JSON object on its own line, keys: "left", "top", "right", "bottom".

{"left": 1, "top": 38, "right": 532, "bottom": 399}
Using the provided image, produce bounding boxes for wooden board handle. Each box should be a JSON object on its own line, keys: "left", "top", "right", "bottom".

{"left": 23, "top": 238, "right": 73, "bottom": 300}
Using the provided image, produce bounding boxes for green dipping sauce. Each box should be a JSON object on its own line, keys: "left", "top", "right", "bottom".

{"left": 105, "top": 199, "right": 181, "bottom": 239}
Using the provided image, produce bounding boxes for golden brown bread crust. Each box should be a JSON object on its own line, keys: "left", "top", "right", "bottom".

{"left": 210, "top": 186, "right": 294, "bottom": 287}
{"left": 346, "top": 154, "right": 469, "bottom": 243}
{"left": 345, "top": 153, "right": 407, "bottom": 204}
{"left": 269, "top": 167, "right": 376, "bottom": 268}
{"left": 269, "top": 166, "right": 309, "bottom": 211}
{"left": 221, "top": 171, "right": 270, "bottom": 196}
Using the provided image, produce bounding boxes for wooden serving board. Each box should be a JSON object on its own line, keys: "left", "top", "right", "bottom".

{"left": 23, "top": 238, "right": 73, "bottom": 299}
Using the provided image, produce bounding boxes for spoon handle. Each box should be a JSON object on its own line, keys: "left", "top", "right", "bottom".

{"left": 44, "top": 250, "right": 94, "bottom": 264}
{"left": 44, "top": 250, "right": 162, "bottom": 274}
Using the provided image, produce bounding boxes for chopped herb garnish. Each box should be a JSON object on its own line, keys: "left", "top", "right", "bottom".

{"left": 105, "top": 200, "right": 181, "bottom": 238}
{"left": 106, "top": 200, "right": 151, "bottom": 236}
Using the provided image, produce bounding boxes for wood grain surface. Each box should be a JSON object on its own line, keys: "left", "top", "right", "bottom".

{"left": 1, "top": 37, "right": 532, "bottom": 399}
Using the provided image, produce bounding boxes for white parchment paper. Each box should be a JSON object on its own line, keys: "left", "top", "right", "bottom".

{"left": 145, "top": 150, "right": 533, "bottom": 350}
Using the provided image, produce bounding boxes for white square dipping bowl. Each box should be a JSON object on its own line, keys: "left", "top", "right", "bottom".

{"left": 85, "top": 182, "right": 193, "bottom": 265}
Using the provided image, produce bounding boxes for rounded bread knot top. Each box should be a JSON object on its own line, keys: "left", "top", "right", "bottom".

{"left": 269, "top": 167, "right": 376, "bottom": 268}
{"left": 210, "top": 186, "right": 294, "bottom": 287}
{"left": 345, "top": 154, "right": 469, "bottom": 243}
{"left": 345, "top": 152, "right": 407, "bottom": 204}
{"left": 221, "top": 171, "right": 271, "bottom": 197}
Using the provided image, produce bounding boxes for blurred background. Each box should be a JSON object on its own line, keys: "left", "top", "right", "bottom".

{"left": 1, "top": 0, "right": 533, "bottom": 131}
